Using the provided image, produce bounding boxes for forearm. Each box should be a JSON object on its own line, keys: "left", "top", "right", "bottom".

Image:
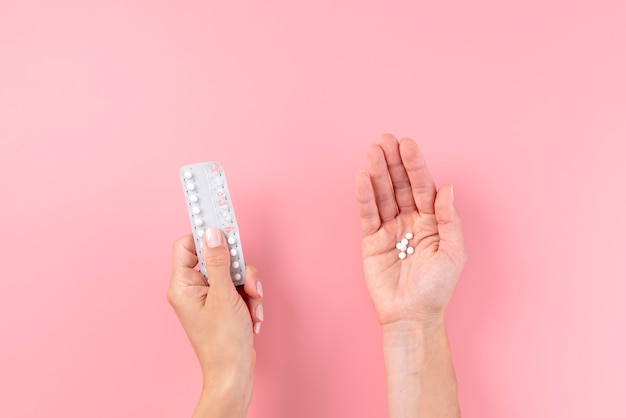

{"left": 382, "top": 319, "right": 460, "bottom": 418}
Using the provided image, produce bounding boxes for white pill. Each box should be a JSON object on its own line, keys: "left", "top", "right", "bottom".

{"left": 184, "top": 171, "right": 192, "bottom": 179}
{"left": 405, "top": 232, "right": 414, "bottom": 240}
{"left": 398, "top": 251, "right": 407, "bottom": 260}
{"left": 396, "top": 243, "right": 405, "bottom": 251}
{"left": 191, "top": 205, "right": 200, "bottom": 214}
{"left": 197, "top": 229, "right": 204, "bottom": 238}
{"left": 234, "top": 273, "right": 242, "bottom": 280}
{"left": 407, "top": 246, "right": 415, "bottom": 255}
{"left": 189, "top": 194, "right": 198, "bottom": 202}
{"left": 401, "top": 238, "right": 409, "bottom": 246}
{"left": 232, "top": 261, "right": 240, "bottom": 269}
{"left": 230, "top": 248, "right": 237, "bottom": 256}
{"left": 195, "top": 218, "right": 203, "bottom": 226}
{"left": 186, "top": 182, "right": 195, "bottom": 191}
{"left": 227, "top": 236, "right": 236, "bottom": 245}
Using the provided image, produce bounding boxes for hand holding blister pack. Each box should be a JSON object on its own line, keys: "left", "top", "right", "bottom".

{"left": 180, "top": 162, "right": 246, "bottom": 286}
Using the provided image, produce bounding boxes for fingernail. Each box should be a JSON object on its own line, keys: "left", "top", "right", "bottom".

{"left": 254, "top": 322, "right": 262, "bottom": 335}
{"left": 450, "top": 185, "right": 454, "bottom": 202}
{"left": 205, "top": 226, "right": 222, "bottom": 248}
{"left": 255, "top": 304, "right": 264, "bottom": 322}
{"left": 256, "top": 280, "right": 263, "bottom": 298}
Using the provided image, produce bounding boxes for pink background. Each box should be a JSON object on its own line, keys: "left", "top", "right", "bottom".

{"left": 1, "top": 0, "right": 625, "bottom": 416}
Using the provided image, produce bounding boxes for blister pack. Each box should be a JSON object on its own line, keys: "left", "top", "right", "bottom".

{"left": 180, "top": 162, "right": 245, "bottom": 285}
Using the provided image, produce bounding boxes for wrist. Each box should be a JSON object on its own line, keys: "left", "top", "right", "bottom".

{"left": 194, "top": 362, "right": 254, "bottom": 418}
{"left": 381, "top": 317, "right": 449, "bottom": 379}
{"left": 194, "top": 378, "right": 251, "bottom": 418}
{"left": 193, "top": 393, "right": 246, "bottom": 418}
{"left": 381, "top": 315, "right": 446, "bottom": 347}
{"left": 381, "top": 318, "right": 459, "bottom": 418}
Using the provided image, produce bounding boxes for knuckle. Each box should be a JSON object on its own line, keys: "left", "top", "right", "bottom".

{"left": 166, "top": 286, "right": 179, "bottom": 307}
{"left": 172, "top": 235, "right": 189, "bottom": 250}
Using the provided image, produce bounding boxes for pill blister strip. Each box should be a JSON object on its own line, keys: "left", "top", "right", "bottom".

{"left": 180, "top": 162, "right": 246, "bottom": 286}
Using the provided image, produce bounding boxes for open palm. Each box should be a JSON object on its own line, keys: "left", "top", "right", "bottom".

{"left": 356, "top": 135, "right": 467, "bottom": 327}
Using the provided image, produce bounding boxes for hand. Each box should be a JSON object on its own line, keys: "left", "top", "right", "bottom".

{"left": 356, "top": 134, "right": 467, "bottom": 330}
{"left": 168, "top": 227, "right": 264, "bottom": 418}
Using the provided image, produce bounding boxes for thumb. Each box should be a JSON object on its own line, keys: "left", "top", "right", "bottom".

{"left": 434, "top": 185, "right": 467, "bottom": 264}
{"left": 202, "top": 226, "right": 234, "bottom": 290}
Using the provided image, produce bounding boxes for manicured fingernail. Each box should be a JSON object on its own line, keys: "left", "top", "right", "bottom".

{"left": 450, "top": 185, "right": 454, "bottom": 202}
{"left": 256, "top": 280, "right": 263, "bottom": 298}
{"left": 255, "top": 304, "right": 264, "bottom": 322}
{"left": 205, "top": 226, "right": 222, "bottom": 247}
{"left": 253, "top": 322, "right": 262, "bottom": 334}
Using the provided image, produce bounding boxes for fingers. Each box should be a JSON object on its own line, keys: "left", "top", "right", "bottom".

{"left": 363, "top": 135, "right": 436, "bottom": 224}
{"left": 168, "top": 235, "right": 208, "bottom": 313}
{"left": 170, "top": 234, "right": 206, "bottom": 287}
{"left": 366, "top": 143, "right": 398, "bottom": 223}
{"left": 202, "top": 226, "right": 236, "bottom": 291}
{"left": 355, "top": 170, "right": 381, "bottom": 236}
{"left": 399, "top": 137, "right": 437, "bottom": 215}
{"left": 171, "top": 234, "right": 199, "bottom": 270}
{"left": 241, "top": 265, "right": 264, "bottom": 334}
{"left": 434, "top": 185, "right": 467, "bottom": 265}
{"left": 379, "top": 134, "right": 417, "bottom": 213}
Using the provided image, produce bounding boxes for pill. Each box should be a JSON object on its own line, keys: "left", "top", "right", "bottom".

{"left": 186, "top": 182, "right": 195, "bottom": 191}
{"left": 227, "top": 236, "right": 236, "bottom": 245}
{"left": 232, "top": 261, "right": 240, "bottom": 269}
{"left": 189, "top": 194, "right": 198, "bottom": 202}
{"left": 230, "top": 248, "right": 237, "bottom": 256}
{"left": 234, "top": 273, "right": 242, "bottom": 280}
{"left": 398, "top": 251, "right": 407, "bottom": 260}
{"left": 191, "top": 206, "right": 200, "bottom": 214}
{"left": 194, "top": 218, "right": 203, "bottom": 226}
{"left": 405, "top": 232, "right": 414, "bottom": 240}
{"left": 401, "top": 238, "right": 409, "bottom": 246}
{"left": 406, "top": 247, "right": 415, "bottom": 255}
{"left": 396, "top": 243, "right": 405, "bottom": 251}
{"left": 184, "top": 171, "right": 192, "bottom": 179}
{"left": 198, "top": 229, "right": 205, "bottom": 238}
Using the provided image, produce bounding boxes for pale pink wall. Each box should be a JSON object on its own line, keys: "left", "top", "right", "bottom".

{"left": 1, "top": 0, "right": 625, "bottom": 417}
